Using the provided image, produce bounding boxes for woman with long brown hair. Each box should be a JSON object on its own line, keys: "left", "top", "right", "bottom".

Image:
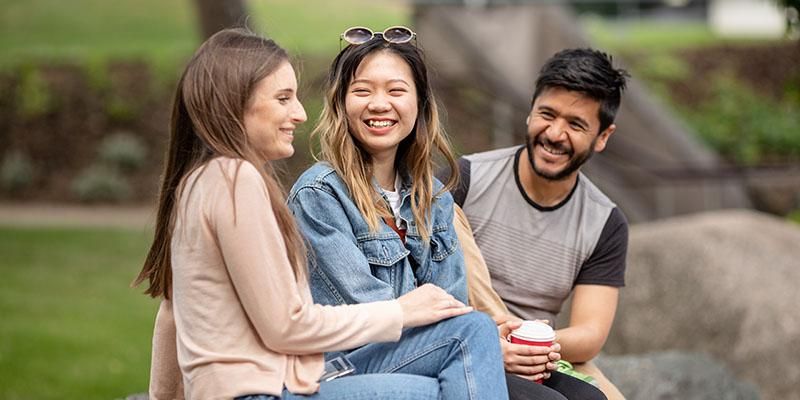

{"left": 288, "top": 26, "right": 508, "bottom": 400}
{"left": 134, "top": 28, "right": 485, "bottom": 400}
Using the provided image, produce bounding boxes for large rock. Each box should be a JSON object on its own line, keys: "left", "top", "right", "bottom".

{"left": 605, "top": 210, "right": 800, "bottom": 400}
{"left": 596, "top": 352, "right": 759, "bottom": 400}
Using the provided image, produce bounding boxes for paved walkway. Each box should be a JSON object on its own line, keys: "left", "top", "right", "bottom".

{"left": 0, "top": 202, "right": 155, "bottom": 229}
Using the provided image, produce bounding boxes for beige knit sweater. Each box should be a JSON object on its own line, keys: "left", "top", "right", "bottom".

{"left": 148, "top": 158, "right": 403, "bottom": 400}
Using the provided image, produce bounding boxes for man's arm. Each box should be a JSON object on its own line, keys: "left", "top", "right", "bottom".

{"left": 556, "top": 284, "right": 619, "bottom": 362}
{"left": 557, "top": 207, "right": 628, "bottom": 362}
{"left": 454, "top": 204, "right": 559, "bottom": 381}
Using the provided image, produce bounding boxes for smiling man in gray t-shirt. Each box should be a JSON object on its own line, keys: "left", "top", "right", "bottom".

{"left": 445, "top": 48, "right": 630, "bottom": 400}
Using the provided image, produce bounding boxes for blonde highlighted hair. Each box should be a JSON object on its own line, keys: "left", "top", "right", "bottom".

{"left": 313, "top": 39, "right": 457, "bottom": 243}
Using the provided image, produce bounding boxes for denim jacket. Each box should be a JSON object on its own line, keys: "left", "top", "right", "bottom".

{"left": 288, "top": 162, "right": 468, "bottom": 308}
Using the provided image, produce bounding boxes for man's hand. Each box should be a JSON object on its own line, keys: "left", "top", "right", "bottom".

{"left": 497, "top": 319, "right": 561, "bottom": 382}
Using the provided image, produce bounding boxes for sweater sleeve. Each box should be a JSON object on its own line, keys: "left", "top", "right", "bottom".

{"left": 148, "top": 300, "right": 184, "bottom": 400}
{"left": 208, "top": 161, "right": 403, "bottom": 354}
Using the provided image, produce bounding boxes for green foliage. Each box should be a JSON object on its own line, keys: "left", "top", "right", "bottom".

{"left": 581, "top": 17, "right": 724, "bottom": 52}
{"left": 684, "top": 75, "right": 800, "bottom": 165}
{"left": 98, "top": 132, "right": 148, "bottom": 172}
{"left": 104, "top": 95, "right": 140, "bottom": 122}
{"left": 71, "top": 165, "right": 132, "bottom": 202}
{"left": 15, "top": 66, "right": 53, "bottom": 118}
{"left": 789, "top": 209, "right": 800, "bottom": 224}
{"left": 0, "top": 225, "right": 156, "bottom": 399}
{"left": 0, "top": 150, "right": 36, "bottom": 192}
{"left": 81, "top": 57, "right": 112, "bottom": 91}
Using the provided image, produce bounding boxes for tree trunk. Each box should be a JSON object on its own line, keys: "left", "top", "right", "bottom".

{"left": 193, "top": 0, "right": 248, "bottom": 40}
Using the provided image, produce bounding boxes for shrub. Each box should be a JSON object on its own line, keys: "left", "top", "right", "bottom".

{"left": 16, "top": 66, "right": 53, "bottom": 118}
{"left": 71, "top": 165, "right": 132, "bottom": 202}
{"left": 0, "top": 150, "right": 36, "bottom": 193}
{"left": 98, "top": 131, "right": 148, "bottom": 172}
{"left": 789, "top": 209, "right": 800, "bottom": 224}
{"left": 684, "top": 74, "right": 800, "bottom": 165}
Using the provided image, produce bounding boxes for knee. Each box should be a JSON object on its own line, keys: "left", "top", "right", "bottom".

{"left": 448, "top": 311, "right": 500, "bottom": 342}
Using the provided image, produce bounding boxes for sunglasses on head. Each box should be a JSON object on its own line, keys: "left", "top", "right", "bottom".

{"left": 340, "top": 26, "right": 417, "bottom": 47}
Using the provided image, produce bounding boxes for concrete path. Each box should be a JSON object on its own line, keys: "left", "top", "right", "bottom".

{"left": 0, "top": 202, "right": 155, "bottom": 229}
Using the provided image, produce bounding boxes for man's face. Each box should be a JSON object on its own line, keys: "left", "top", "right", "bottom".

{"left": 525, "top": 87, "right": 615, "bottom": 181}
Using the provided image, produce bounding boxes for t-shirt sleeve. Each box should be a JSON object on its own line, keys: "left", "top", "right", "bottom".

{"left": 435, "top": 157, "right": 471, "bottom": 207}
{"left": 575, "top": 207, "right": 628, "bottom": 287}
{"left": 453, "top": 157, "right": 471, "bottom": 207}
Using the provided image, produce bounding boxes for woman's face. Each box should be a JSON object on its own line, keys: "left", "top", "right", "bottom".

{"left": 244, "top": 61, "right": 307, "bottom": 161}
{"left": 345, "top": 51, "right": 418, "bottom": 163}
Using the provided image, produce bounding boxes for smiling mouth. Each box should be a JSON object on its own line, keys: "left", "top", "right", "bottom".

{"left": 365, "top": 119, "right": 397, "bottom": 128}
{"left": 535, "top": 136, "right": 570, "bottom": 157}
{"left": 541, "top": 143, "right": 568, "bottom": 156}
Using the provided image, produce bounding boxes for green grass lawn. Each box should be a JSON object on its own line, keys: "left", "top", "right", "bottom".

{"left": 0, "top": 225, "right": 158, "bottom": 399}
{"left": 0, "top": 0, "right": 409, "bottom": 68}
{"left": 581, "top": 17, "right": 724, "bottom": 52}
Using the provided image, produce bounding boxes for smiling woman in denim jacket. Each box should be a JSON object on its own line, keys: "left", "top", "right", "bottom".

{"left": 135, "top": 28, "right": 505, "bottom": 400}
{"left": 288, "top": 26, "right": 508, "bottom": 400}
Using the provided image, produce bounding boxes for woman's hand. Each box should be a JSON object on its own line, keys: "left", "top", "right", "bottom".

{"left": 397, "top": 283, "right": 473, "bottom": 328}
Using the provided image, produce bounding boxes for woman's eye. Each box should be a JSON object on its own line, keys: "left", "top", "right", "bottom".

{"left": 389, "top": 88, "right": 407, "bottom": 94}
{"left": 351, "top": 88, "right": 370, "bottom": 95}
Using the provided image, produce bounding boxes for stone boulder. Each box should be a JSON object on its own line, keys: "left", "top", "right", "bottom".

{"left": 604, "top": 210, "right": 800, "bottom": 400}
{"left": 596, "top": 351, "right": 759, "bottom": 400}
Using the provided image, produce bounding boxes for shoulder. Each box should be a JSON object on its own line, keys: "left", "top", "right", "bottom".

{"left": 290, "top": 162, "right": 341, "bottom": 194}
{"left": 463, "top": 145, "right": 520, "bottom": 165}
{"left": 189, "top": 157, "right": 263, "bottom": 191}
{"left": 576, "top": 172, "right": 617, "bottom": 210}
{"left": 288, "top": 162, "right": 355, "bottom": 207}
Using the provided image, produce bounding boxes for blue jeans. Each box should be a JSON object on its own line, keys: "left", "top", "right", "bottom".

{"left": 235, "top": 373, "right": 438, "bottom": 399}
{"left": 340, "top": 312, "right": 508, "bottom": 400}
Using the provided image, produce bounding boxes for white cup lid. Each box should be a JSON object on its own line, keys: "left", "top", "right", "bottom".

{"left": 510, "top": 320, "right": 555, "bottom": 342}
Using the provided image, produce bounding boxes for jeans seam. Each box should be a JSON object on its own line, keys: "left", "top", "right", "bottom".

{"left": 379, "top": 336, "right": 479, "bottom": 400}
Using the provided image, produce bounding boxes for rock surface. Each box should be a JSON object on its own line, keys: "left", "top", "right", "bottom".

{"left": 596, "top": 351, "right": 759, "bottom": 400}
{"left": 605, "top": 210, "right": 800, "bottom": 400}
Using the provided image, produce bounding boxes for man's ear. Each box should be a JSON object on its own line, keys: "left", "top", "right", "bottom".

{"left": 526, "top": 115, "right": 530, "bottom": 125}
{"left": 594, "top": 124, "right": 616, "bottom": 153}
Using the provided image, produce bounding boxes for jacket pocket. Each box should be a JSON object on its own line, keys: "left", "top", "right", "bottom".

{"left": 430, "top": 225, "right": 459, "bottom": 262}
{"left": 357, "top": 236, "right": 410, "bottom": 266}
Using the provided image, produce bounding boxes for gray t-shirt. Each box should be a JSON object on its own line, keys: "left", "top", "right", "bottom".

{"left": 448, "top": 146, "right": 627, "bottom": 324}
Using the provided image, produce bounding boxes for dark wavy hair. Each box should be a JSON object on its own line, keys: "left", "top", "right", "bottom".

{"left": 532, "top": 48, "right": 630, "bottom": 133}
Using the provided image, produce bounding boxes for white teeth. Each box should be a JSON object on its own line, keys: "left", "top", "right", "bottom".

{"left": 542, "top": 144, "right": 567, "bottom": 155}
{"left": 367, "top": 120, "right": 394, "bottom": 128}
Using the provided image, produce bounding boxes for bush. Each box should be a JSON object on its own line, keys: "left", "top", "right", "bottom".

{"left": 0, "top": 150, "right": 36, "bottom": 193}
{"left": 684, "top": 74, "right": 800, "bottom": 165}
{"left": 789, "top": 209, "right": 800, "bottom": 224}
{"left": 16, "top": 66, "right": 54, "bottom": 118}
{"left": 71, "top": 165, "right": 132, "bottom": 202}
{"left": 98, "top": 131, "right": 148, "bottom": 172}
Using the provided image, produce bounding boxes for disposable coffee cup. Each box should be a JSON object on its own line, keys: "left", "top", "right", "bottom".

{"left": 509, "top": 320, "right": 555, "bottom": 383}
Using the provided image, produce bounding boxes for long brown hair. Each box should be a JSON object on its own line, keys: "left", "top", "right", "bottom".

{"left": 314, "top": 39, "right": 458, "bottom": 243}
{"left": 133, "top": 28, "right": 306, "bottom": 299}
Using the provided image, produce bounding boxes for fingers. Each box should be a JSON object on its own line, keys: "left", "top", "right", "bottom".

{"left": 497, "top": 319, "right": 523, "bottom": 337}
{"left": 435, "top": 306, "right": 473, "bottom": 320}
{"left": 505, "top": 361, "right": 553, "bottom": 376}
